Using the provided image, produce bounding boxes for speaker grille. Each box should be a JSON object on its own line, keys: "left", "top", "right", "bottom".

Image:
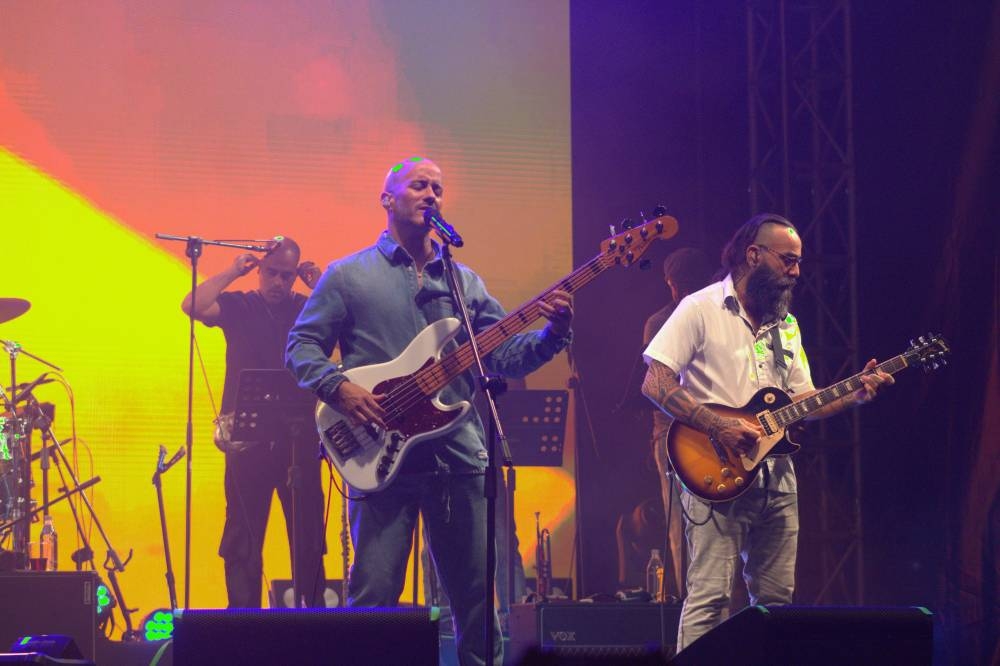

{"left": 173, "top": 607, "right": 439, "bottom": 666}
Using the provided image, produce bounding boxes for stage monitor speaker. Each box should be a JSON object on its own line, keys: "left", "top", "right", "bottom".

{"left": 508, "top": 602, "right": 680, "bottom": 662}
{"left": 269, "top": 578, "right": 345, "bottom": 608}
{"left": 0, "top": 634, "right": 94, "bottom": 665}
{"left": 0, "top": 572, "right": 98, "bottom": 661}
{"left": 669, "top": 605, "right": 934, "bottom": 666}
{"left": 173, "top": 607, "right": 439, "bottom": 665}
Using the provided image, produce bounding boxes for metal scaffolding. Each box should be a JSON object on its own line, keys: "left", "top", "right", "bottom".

{"left": 746, "top": 0, "right": 863, "bottom": 603}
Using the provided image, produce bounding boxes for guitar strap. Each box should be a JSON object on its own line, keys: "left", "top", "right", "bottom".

{"left": 769, "top": 326, "right": 786, "bottom": 371}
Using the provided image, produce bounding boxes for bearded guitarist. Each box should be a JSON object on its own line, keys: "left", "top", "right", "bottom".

{"left": 285, "top": 157, "right": 572, "bottom": 666}
{"left": 641, "top": 214, "right": 894, "bottom": 653}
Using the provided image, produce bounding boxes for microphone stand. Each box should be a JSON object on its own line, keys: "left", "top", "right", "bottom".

{"left": 152, "top": 445, "right": 185, "bottom": 611}
{"left": 437, "top": 239, "right": 509, "bottom": 666}
{"left": 154, "top": 233, "right": 275, "bottom": 608}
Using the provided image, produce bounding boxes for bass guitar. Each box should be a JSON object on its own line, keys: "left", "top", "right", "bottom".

{"left": 317, "top": 211, "right": 679, "bottom": 492}
{"left": 666, "top": 333, "right": 949, "bottom": 502}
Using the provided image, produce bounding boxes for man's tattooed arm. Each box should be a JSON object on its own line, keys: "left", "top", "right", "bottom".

{"left": 640, "top": 359, "right": 765, "bottom": 452}
{"left": 642, "top": 360, "right": 725, "bottom": 438}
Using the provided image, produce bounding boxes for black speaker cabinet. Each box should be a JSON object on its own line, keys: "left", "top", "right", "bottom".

{"left": 173, "top": 607, "right": 439, "bottom": 665}
{"left": 0, "top": 572, "right": 98, "bottom": 661}
{"left": 669, "top": 605, "right": 934, "bottom": 666}
{"left": 508, "top": 602, "right": 681, "bottom": 661}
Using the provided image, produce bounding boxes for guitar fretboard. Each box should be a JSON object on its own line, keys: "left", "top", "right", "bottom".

{"left": 771, "top": 354, "right": 911, "bottom": 427}
{"left": 379, "top": 219, "right": 674, "bottom": 416}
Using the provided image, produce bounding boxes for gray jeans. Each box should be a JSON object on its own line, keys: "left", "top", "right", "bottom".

{"left": 348, "top": 472, "right": 502, "bottom": 666}
{"left": 677, "top": 486, "right": 799, "bottom": 651}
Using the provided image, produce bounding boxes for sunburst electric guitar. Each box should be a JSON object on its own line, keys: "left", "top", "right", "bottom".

{"left": 317, "top": 212, "right": 679, "bottom": 492}
{"left": 666, "top": 333, "right": 950, "bottom": 502}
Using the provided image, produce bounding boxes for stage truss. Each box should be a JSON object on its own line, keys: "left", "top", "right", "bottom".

{"left": 746, "top": 0, "right": 863, "bottom": 604}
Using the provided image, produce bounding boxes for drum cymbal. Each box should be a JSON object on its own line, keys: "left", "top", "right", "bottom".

{"left": 0, "top": 299, "right": 30, "bottom": 324}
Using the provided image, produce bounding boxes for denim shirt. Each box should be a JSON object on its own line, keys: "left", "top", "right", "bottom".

{"left": 285, "top": 231, "right": 570, "bottom": 473}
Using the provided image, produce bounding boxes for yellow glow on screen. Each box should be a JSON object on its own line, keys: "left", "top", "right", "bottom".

{"left": 1, "top": 1, "right": 572, "bottom": 627}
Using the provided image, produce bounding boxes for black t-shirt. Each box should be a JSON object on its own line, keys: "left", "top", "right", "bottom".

{"left": 209, "top": 290, "right": 307, "bottom": 413}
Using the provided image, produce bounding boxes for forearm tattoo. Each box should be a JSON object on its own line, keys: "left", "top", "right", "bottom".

{"left": 642, "top": 360, "right": 730, "bottom": 438}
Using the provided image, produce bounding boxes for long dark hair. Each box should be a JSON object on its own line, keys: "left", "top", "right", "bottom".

{"left": 720, "top": 213, "right": 797, "bottom": 279}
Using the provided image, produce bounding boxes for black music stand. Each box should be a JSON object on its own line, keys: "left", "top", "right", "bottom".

{"left": 230, "top": 369, "right": 317, "bottom": 607}
{"left": 498, "top": 389, "right": 569, "bottom": 468}
{"left": 476, "top": 389, "right": 568, "bottom": 607}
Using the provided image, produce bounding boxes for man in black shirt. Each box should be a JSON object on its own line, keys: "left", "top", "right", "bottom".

{"left": 182, "top": 238, "right": 326, "bottom": 607}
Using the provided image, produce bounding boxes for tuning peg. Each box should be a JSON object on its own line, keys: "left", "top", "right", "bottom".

{"left": 620, "top": 218, "right": 634, "bottom": 232}
{"left": 652, "top": 205, "right": 667, "bottom": 218}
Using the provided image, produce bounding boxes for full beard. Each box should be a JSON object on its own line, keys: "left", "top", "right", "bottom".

{"left": 744, "top": 265, "right": 795, "bottom": 323}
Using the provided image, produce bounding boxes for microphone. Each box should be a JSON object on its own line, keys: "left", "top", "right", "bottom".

{"left": 162, "top": 445, "right": 187, "bottom": 473}
{"left": 423, "top": 208, "right": 464, "bottom": 247}
{"left": 263, "top": 235, "right": 284, "bottom": 256}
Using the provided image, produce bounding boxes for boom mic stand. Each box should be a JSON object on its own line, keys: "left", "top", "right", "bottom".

{"left": 154, "top": 233, "right": 277, "bottom": 608}
{"left": 437, "top": 239, "right": 510, "bottom": 666}
{"left": 152, "top": 444, "right": 185, "bottom": 611}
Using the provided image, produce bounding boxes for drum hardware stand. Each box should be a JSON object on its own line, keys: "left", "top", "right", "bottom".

{"left": 0, "top": 476, "right": 101, "bottom": 532}
{"left": 154, "top": 233, "right": 279, "bottom": 608}
{"left": 1, "top": 339, "right": 62, "bottom": 562}
{"left": 152, "top": 444, "right": 186, "bottom": 611}
{"left": 21, "top": 390, "right": 141, "bottom": 640}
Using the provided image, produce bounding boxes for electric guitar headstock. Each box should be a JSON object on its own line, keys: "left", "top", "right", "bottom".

{"left": 905, "top": 333, "right": 950, "bottom": 372}
{"left": 599, "top": 205, "right": 679, "bottom": 268}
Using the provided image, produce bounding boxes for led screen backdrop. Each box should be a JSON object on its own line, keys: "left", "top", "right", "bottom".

{"left": 0, "top": 1, "right": 572, "bottom": 622}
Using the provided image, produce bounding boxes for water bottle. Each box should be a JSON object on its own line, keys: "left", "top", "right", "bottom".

{"left": 40, "top": 514, "right": 58, "bottom": 571}
{"left": 645, "top": 548, "right": 664, "bottom": 601}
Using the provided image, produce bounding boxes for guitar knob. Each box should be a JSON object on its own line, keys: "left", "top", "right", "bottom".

{"left": 716, "top": 483, "right": 727, "bottom": 493}
{"left": 720, "top": 467, "right": 732, "bottom": 478}
{"left": 734, "top": 477, "right": 745, "bottom": 486}
{"left": 703, "top": 475, "right": 713, "bottom": 485}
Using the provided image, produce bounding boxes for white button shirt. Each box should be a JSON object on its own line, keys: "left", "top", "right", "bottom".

{"left": 643, "top": 274, "right": 815, "bottom": 494}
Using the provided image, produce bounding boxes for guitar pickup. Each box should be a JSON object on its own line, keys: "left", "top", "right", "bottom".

{"left": 757, "top": 412, "right": 779, "bottom": 436}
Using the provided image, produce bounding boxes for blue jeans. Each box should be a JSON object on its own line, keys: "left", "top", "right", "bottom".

{"left": 348, "top": 472, "right": 502, "bottom": 666}
{"left": 677, "top": 487, "right": 799, "bottom": 651}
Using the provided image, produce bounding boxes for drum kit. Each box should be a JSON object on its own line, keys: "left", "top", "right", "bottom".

{"left": 0, "top": 297, "right": 138, "bottom": 636}
{"left": 0, "top": 298, "right": 39, "bottom": 561}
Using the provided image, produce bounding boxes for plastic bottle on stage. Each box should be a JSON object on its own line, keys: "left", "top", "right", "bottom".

{"left": 645, "top": 548, "right": 664, "bottom": 602}
{"left": 40, "top": 514, "right": 58, "bottom": 571}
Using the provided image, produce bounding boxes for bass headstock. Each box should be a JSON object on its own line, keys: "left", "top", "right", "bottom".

{"left": 599, "top": 206, "right": 679, "bottom": 268}
{"left": 906, "top": 333, "right": 950, "bottom": 372}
